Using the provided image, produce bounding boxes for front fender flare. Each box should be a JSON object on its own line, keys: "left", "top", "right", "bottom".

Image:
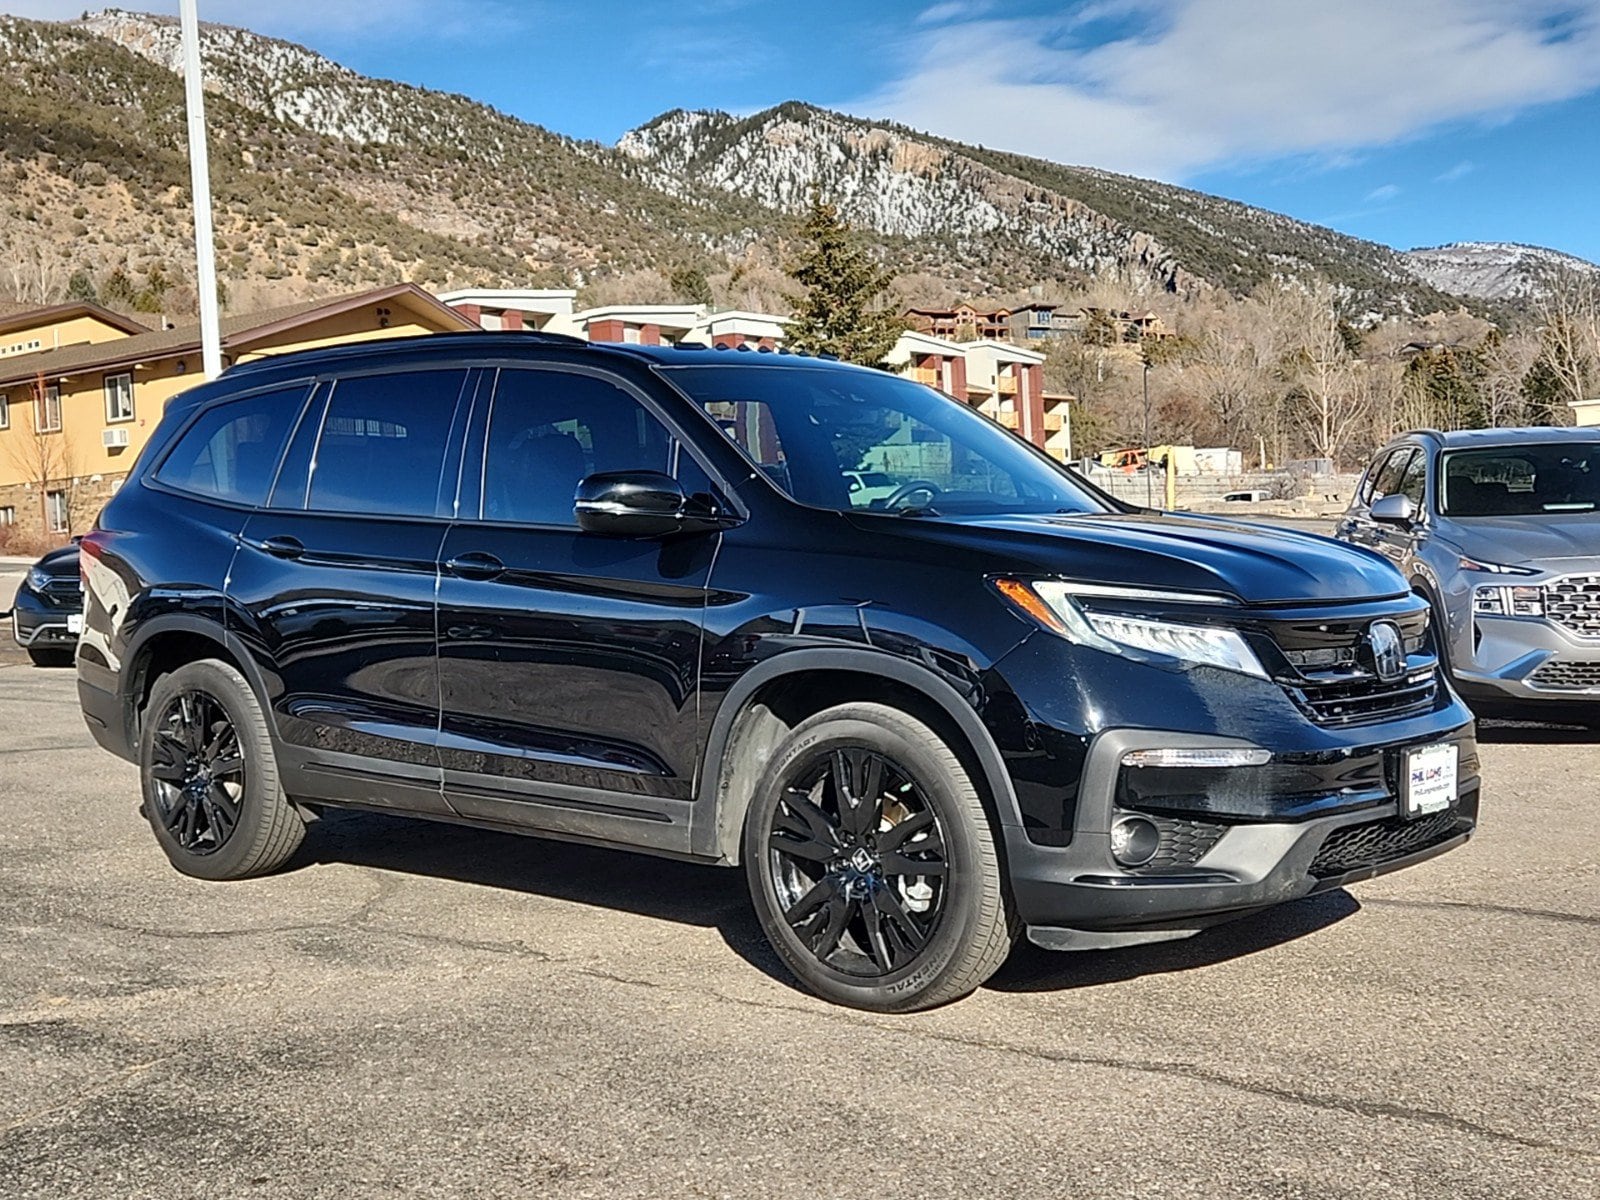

{"left": 692, "top": 646, "right": 1025, "bottom": 863}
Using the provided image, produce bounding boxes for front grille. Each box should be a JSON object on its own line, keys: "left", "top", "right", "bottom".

{"left": 1528, "top": 659, "right": 1600, "bottom": 692}
{"left": 1130, "top": 815, "right": 1228, "bottom": 874}
{"left": 37, "top": 576, "right": 82, "bottom": 608}
{"left": 1283, "top": 667, "right": 1439, "bottom": 726}
{"left": 1309, "top": 810, "right": 1468, "bottom": 878}
{"left": 1545, "top": 575, "right": 1600, "bottom": 639}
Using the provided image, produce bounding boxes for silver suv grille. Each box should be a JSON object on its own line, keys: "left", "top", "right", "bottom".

{"left": 1544, "top": 575, "right": 1600, "bottom": 639}
{"left": 1528, "top": 660, "right": 1600, "bottom": 692}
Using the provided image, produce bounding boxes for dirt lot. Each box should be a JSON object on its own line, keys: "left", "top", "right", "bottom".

{"left": 1, "top": 562, "right": 1597, "bottom": 1198}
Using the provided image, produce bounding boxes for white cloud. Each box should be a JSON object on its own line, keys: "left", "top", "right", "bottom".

{"left": 1437, "top": 159, "right": 1477, "bottom": 182}
{"left": 1365, "top": 184, "right": 1401, "bottom": 202}
{"left": 847, "top": 0, "right": 1600, "bottom": 180}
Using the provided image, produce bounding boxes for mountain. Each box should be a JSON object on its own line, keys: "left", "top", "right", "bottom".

{"left": 1399, "top": 242, "right": 1600, "bottom": 302}
{"left": 0, "top": 8, "right": 1567, "bottom": 320}
{"left": 620, "top": 103, "right": 1460, "bottom": 310}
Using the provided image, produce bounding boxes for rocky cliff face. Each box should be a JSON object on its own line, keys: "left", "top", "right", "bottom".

{"left": 1400, "top": 242, "right": 1600, "bottom": 301}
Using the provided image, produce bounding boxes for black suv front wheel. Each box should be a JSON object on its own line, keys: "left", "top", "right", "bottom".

{"left": 138, "top": 659, "right": 305, "bottom": 880}
{"left": 744, "top": 702, "right": 1013, "bottom": 1011}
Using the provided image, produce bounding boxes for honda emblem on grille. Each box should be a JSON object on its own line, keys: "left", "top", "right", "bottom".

{"left": 1366, "top": 620, "right": 1405, "bottom": 682}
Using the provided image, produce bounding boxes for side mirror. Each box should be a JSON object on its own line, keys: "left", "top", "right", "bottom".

{"left": 574, "top": 471, "right": 729, "bottom": 538}
{"left": 1370, "top": 494, "right": 1417, "bottom": 527}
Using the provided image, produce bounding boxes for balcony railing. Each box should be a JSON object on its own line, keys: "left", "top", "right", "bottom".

{"left": 996, "top": 376, "right": 1019, "bottom": 395}
{"left": 906, "top": 366, "right": 940, "bottom": 386}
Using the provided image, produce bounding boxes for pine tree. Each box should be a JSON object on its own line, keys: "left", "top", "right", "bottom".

{"left": 784, "top": 197, "right": 903, "bottom": 366}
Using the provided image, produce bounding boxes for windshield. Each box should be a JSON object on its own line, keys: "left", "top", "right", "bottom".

{"left": 662, "top": 364, "right": 1110, "bottom": 517}
{"left": 1440, "top": 443, "right": 1600, "bottom": 516}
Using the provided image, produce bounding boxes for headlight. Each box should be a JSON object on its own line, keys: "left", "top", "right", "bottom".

{"left": 994, "top": 578, "right": 1268, "bottom": 679}
{"left": 1474, "top": 584, "right": 1543, "bottom": 617}
{"left": 26, "top": 566, "right": 50, "bottom": 591}
{"left": 1459, "top": 555, "right": 1535, "bottom": 575}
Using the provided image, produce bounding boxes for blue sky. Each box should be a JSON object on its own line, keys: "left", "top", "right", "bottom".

{"left": 8, "top": 0, "right": 1600, "bottom": 262}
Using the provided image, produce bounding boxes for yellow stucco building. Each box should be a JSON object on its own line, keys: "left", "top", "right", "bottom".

{"left": 0, "top": 284, "right": 476, "bottom": 545}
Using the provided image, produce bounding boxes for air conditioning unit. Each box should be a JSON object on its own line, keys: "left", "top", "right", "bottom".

{"left": 102, "top": 428, "right": 130, "bottom": 449}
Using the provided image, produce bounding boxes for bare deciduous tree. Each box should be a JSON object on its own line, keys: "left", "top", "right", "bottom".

{"left": 2, "top": 374, "right": 83, "bottom": 541}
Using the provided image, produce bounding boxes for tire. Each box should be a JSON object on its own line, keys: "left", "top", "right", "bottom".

{"left": 137, "top": 659, "right": 304, "bottom": 881}
{"left": 27, "top": 647, "right": 74, "bottom": 668}
{"left": 743, "top": 702, "right": 1014, "bottom": 1012}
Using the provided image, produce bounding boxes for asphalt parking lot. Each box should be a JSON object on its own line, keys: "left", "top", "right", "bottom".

{"left": 2, "top": 561, "right": 1598, "bottom": 1198}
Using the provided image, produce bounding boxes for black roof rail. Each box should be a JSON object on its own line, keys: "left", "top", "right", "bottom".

{"left": 1403, "top": 428, "right": 1447, "bottom": 441}
{"left": 223, "top": 329, "right": 592, "bottom": 376}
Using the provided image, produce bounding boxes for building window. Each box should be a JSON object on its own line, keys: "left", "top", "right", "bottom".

{"left": 37, "top": 385, "right": 62, "bottom": 433}
{"left": 46, "top": 489, "right": 69, "bottom": 533}
{"left": 0, "top": 506, "right": 14, "bottom": 526}
{"left": 105, "top": 373, "right": 134, "bottom": 423}
{"left": 0, "top": 393, "right": 8, "bottom": 429}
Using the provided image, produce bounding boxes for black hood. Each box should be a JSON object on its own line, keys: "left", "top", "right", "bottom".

{"left": 34, "top": 545, "right": 81, "bottom": 578}
{"left": 854, "top": 510, "right": 1408, "bottom": 605}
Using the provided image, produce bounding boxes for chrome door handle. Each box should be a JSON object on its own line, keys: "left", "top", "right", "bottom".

{"left": 445, "top": 552, "right": 505, "bottom": 581}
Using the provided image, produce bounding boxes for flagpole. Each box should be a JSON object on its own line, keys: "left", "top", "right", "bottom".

{"left": 180, "top": 0, "right": 222, "bottom": 379}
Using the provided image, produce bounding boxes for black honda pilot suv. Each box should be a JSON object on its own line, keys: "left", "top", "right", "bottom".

{"left": 77, "top": 333, "right": 1479, "bottom": 1011}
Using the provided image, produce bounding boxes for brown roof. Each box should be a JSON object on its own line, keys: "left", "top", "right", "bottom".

{"left": 0, "top": 301, "right": 152, "bottom": 339}
{"left": 0, "top": 284, "right": 475, "bottom": 387}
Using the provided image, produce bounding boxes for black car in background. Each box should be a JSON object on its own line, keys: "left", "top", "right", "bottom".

{"left": 77, "top": 333, "right": 1479, "bottom": 1011}
{"left": 10, "top": 543, "right": 82, "bottom": 667}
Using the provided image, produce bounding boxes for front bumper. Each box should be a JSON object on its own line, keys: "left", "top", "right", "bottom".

{"left": 11, "top": 586, "right": 83, "bottom": 650}
{"left": 1004, "top": 723, "right": 1479, "bottom": 946}
{"left": 1453, "top": 613, "right": 1600, "bottom": 705}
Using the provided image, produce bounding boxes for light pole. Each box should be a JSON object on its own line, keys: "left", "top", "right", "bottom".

{"left": 1142, "top": 358, "right": 1153, "bottom": 508}
{"left": 180, "top": 0, "right": 222, "bottom": 379}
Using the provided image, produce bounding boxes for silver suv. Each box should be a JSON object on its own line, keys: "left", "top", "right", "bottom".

{"left": 1337, "top": 428, "right": 1600, "bottom": 721}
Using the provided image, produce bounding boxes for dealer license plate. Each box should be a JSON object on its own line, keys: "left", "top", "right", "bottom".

{"left": 1402, "top": 743, "right": 1458, "bottom": 818}
{"left": 66, "top": 614, "right": 83, "bottom": 636}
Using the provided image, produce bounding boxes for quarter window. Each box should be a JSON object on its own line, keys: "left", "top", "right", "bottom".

{"left": 309, "top": 371, "right": 466, "bottom": 517}
{"left": 104, "top": 373, "right": 134, "bottom": 423}
{"left": 155, "top": 386, "right": 307, "bottom": 506}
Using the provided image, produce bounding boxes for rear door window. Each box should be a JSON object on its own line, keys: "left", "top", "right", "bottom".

{"left": 308, "top": 370, "right": 468, "bottom": 517}
{"left": 154, "top": 385, "right": 308, "bottom": 506}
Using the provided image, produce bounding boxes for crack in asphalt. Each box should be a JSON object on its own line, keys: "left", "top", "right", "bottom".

{"left": 8, "top": 868, "right": 1598, "bottom": 1164}
{"left": 1365, "top": 897, "right": 1600, "bottom": 928}
{"left": 0, "top": 743, "right": 97, "bottom": 757}
{"left": 689, "top": 988, "right": 1600, "bottom": 1163}
{"left": 0, "top": 1057, "right": 169, "bottom": 1138}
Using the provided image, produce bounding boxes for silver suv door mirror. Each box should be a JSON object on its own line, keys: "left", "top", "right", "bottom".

{"left": 1370, "top": 494, "right": 1417, "bottom": 527}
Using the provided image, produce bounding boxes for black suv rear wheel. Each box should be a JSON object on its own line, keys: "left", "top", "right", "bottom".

{"left": 138, "top": 659, "right": 304, "bottom": 880}
{"left": 743, "top": 702, "right": 1013, "bottom": 1011}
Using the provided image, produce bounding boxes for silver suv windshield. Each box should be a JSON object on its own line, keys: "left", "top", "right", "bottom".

{"left": 1440, "top": 443, "right": 1600, "bottom": 516}
{"left": 661, "top": 363, "right": 1110, "bottom": 517}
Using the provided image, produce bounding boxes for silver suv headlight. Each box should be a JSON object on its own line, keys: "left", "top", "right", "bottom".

{"left": 994, "top": 578, "right": 1268, "bottom": 679}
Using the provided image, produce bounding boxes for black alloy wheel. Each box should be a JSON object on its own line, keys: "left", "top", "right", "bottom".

{"left": 744, "top": 702, "right": 1013, "bottom": 1012}
{"left": 768, "top": 747, "right": 948, "bottom": 977}
{"left": 147, "top": 689, "right": 246, "bottom": 856}
{"left": 138, "top": 659, "right": 305, "bottom": 880}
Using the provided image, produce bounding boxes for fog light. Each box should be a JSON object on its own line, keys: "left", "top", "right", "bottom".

{"left": 1120, "top": 747, "right": 1271, "bottom": 768}
{"left": 1110, "top": 816, "right": 1161, "bottom": 867}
